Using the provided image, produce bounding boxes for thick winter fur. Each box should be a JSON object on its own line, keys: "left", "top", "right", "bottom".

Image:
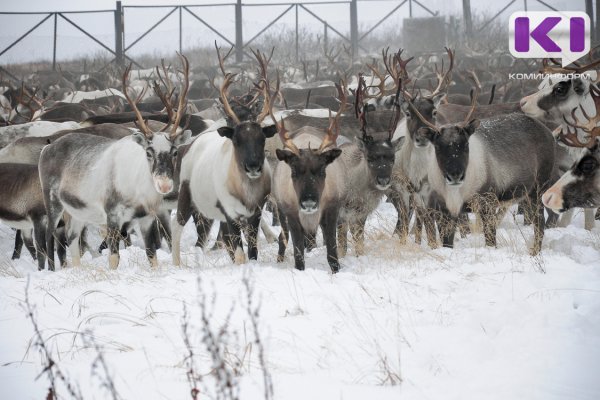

{"left": 172, "top": 122, "right": 277, "bottom": 266}
{"left": 423, "top": 113, "right": 555, "bottom": 254}
{"left": 39, "top": 130, "right": 183, "bottom": 270}
{"left": 520, "top": 74, "right": 598, "bottom": 229}
{"left": 0, "top": 163, "right": 48, "bottom": 270}
{"left": 337, "top": 128, "right": 398, "bottom": 257}
{"left": 388, "top": 95, "right": 442, "bottom": 246}
{"left": 0, "top": 123, "right": 132, "bottom": 164}
{"left": 273, "top": 126, "right": 345, "bottom": 272}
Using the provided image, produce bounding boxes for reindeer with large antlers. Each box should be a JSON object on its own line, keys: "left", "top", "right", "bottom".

{"left": 39, "top": 53, "right": 192, "bottom": 271}
{"left": 272, "top": 79, "right": 349, "bottom": 273}
{"left": 171, "top": 46, "right": 278, "bottom": 266}
{"left": 411, "top": 79, "right": 556, "bottom": 254}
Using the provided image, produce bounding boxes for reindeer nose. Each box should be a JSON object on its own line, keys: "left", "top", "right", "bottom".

{"left": 300, "top": 199, "right": 318, "bottom": 213}
{"left": 519, "top": 97, "right": 528, "bottom": 110}
{"left": 376, "top": 176, "right": 391, "bottom": 189}
{"left": 155, "top": 176, "right": 174, "bottom": 194}
{"left": 245, "top": 163, "right": 263, "bottom": 178}
{"left": 445, "top": 173, "right": 464, "bottom": 186}
{"left": 542, "top": 189, "right": 563, "bottom": 212}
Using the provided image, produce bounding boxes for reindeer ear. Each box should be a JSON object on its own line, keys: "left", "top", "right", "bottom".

{"left": 174, "top": 129, "right": 192, "bottom": 146}
{"left": 262, "top": 124, "right": 277, "bottom": 138}
{"left": 276, "top": 149, "right": 297, "bottom": 163}
{"left": 417, "top": 127, "right": 437, "bottom": 143}
{"left": 217, "top": 126, "right": 234, "bottom": 138}
{"left": 320, "top": 148, "right": 342, "bottom": 165}
{"left": 432, "top": 93, "right": 446, "bottom": 108}
{"left": 464, "top": 119, "right": 480, "bottom": 136}
{"left": 131, "top": 131, "right": 148, "bottom": 146}
{"left": 392, "top": 135, "right": 405, "bottom": 150}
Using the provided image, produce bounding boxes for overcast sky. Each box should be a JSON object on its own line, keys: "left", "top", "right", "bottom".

{"left": 0, "top": 0, "right": 584, "bottom": 64}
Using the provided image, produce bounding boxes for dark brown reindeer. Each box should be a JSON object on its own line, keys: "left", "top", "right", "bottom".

{"left": 273, "top": 80, "right": 348, "bottom": 273}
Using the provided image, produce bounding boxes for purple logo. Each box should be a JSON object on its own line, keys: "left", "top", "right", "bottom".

{"left": 509, "top": 12, "right": 590, "bottom": 67}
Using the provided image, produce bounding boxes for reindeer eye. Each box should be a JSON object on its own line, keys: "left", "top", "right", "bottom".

{"left": 432, "top": 110, "right": 438, "bottom": 118}
{"left": 579, "top": 157, "right": 598, "bottom": 174}
{"left": 404, "top": 111, "right": 411, "bottom": 118}
{"left": 146, "top": 149, "right": 154, "bottom": 159}
{"left": 554, "top": 84, "right": 568, "bottom": 96}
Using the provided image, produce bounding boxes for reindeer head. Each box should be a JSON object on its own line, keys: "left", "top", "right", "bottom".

{"left": 411, "top": 80, "right": 480, "bottom": 186}
{"left": 275, "top": 81, "right": 346, "bottom": 214}
{"left": 520, "top": 56, "right": 600, "bottom": 123}
{"left": 215, "top": 45, "right": 278, "bottom": 180}
{"left": 123, "top": 53, "right": 191, "bottom": 195}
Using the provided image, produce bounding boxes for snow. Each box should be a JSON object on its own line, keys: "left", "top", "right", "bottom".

{"left": 1, "top": 202, "right": 599, "bottom": 400}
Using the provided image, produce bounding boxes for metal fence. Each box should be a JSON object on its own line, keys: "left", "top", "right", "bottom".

{"left": 0, "top": 0, "right": 594, "bottom": 74}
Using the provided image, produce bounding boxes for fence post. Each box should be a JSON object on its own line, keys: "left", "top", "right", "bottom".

{"left": 409, "top": 0, "right": 413, "bottom": 18}
{"left": 462, "top": 0, "right": 473, "bottom": 39}
{"left": 350, "top": 0, "right": 358, "bottom": 60}
{"left": 235, "top": 0, "right": 243, "bottom": 63}
{"left": 324, "top": 23, "right": 328, "bottom": 55}
{"left": 596, "top": 0, "right": 600, "bottom": 45}
{"left": 295, "top": 4, "right": 299, "bottom": 63}
{"left": 52, "top": 13, "right": 57, "bottom": 71}
{"left": 115, "top": 1, "right": 124, "bottom": 67}
{"left": 179, "top": 6, "right": 183, "bottom": 53}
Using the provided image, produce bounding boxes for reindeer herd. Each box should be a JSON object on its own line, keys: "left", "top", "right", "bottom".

{"left": 0, "top": 44, "right": 599, "bottom": 273}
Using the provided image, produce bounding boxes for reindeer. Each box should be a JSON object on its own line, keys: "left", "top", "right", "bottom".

{"left": 39, "top": 54, "right": 191, "bottom": 271}
{"left": 543, "top": 85, "right": 600, "bottom": 212}
{"left": 410, "top": 85, "right": 555, "bottom": 255}
{"left": 171, "top": 47, "right": 278, "bottom": 266}
{"left": 383, "top": 48, "right": 452, "bottom": 246}
{"left": 336, "top": 73, "right": 402, "bottom": 257}
{"left": 519, "top": 57, "right": 600, "bottom": 229}
{"left": 273, "top": 79, "right": 348, "bottom": 273}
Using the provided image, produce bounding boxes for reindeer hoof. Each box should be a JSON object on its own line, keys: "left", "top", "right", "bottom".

{"left": 234, "top": 247, "right": 247, "bottom": 264}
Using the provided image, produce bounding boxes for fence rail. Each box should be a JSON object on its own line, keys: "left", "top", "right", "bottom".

{"left": 0, "top": 0, "right": 593, "bottom": 73}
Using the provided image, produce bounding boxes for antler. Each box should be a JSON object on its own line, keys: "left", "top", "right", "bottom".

{"left": 429, "top": 47, "right": 454, "bottom": 98}
{"left": 264, "top": 71, "right": 299, "bottom": 155}
{"left": 462, "top": 78, "right": 480, "bottom": 126}
{"left": 215, "top": 42, "right": 241, "bottom": 125}
{"left": 170, "top": 52, "right": 190, "bottom": 138}
{"left": 320, "top": 79, "right": 347, "bottom": 152}
{"left": 251, "top": 47, "right": 277, "bottom": 123}
{"left": 354, "top": 74, "right": 368, "bottom": 134}
{"left": 122, "top": 63, "right": 152, "bottom": 137}
{"left": 541, "top": 48, "right": 600, "bottom": 75}
{"left": 561, "top": 84, "right": 600, "bottom": 147}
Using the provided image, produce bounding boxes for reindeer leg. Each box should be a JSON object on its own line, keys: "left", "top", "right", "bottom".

{"left": 32, "top": 218, "right": 47, "bottom": 273}
{"left": 172, "top": 181, "right": 193, "bottom": 266}
{"left": 44, "top": 192, "right": 64, "bottom": 272}
{"left": 337, "top": 221, "right": 348, "bottom": 258}
{"left": 321, "top": 207, "right": 340, "bottom": 273}
{"left": 246, "top": 209, "right": 261, "bottom": 261}
{"left": 223, "top": 219, "right": 245, "bottom": 265}
{"left": 287, "top": 215, "right": 305, "bottom": 271}
{"left": 12, "top": 230, "right": 23, "bottom": 260}
{"left": 350, "top": 217, "right": 366, "bottom": 256}
{"left": 277, "top": 211, "right": 289, "bottom": 262}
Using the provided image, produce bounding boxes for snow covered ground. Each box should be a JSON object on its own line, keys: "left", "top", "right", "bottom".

{"left": 1, "top": 202, "right": 599, "bottom": 400}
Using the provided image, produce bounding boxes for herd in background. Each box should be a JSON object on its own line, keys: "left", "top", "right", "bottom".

{"left": 0, "top": 43, "right": 599, "bottom": 273}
